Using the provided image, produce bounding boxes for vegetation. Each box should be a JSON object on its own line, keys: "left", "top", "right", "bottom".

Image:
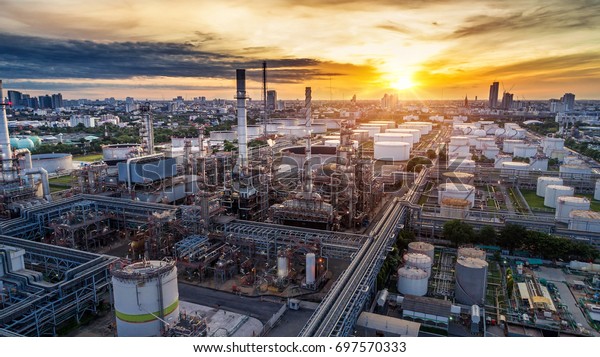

{"left": 406, "top": 157, "right": 432, "bottom": 172}
{"left": 520, "top": 189, "right": 549, "bottom": 210}
{"left": 565, "top": 138, "right": 600, "bottom": 162}
{"left": 376, "top": 230, "right": 413, "bottom": 290}
{"left": 525, "top": 119, "right": 559, "bottom": 136}
{"left": 426, "top": 149, "right": 437, "bottom": 160}
{"left": 442, "top": 220, "right": 475, "bottom": 247}
{"left": 477, "top": 225, "right": 497, "bottom": 245}
{"left": 74, "top": 153, "right": 104, "bottom": 162}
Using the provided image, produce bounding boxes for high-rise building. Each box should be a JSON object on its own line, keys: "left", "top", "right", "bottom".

{"left": 501, "top": 92, "right": 514, "bottom": 110}
{"left": 267, "top": 90, "right": 277, "bottom": 111}
{"left": 125, "top": 97, "right": 137, "bottom": 113}
{"left": 488, "top": 82, "right": 499, "bottom": 109}
{"left": 562, "top": 93, "right": 575, "bottom": 112}
{"left": 51, "top": 93, "right": 63, "bottom": 109}
{"left": 38, "top": 95, "right": 52, "bottom": 109}
{"left": 7, "top": 90, "right": 22, "bottom": 108}
{"left": 381, "top": 93, "right": 398, "bottom": 109}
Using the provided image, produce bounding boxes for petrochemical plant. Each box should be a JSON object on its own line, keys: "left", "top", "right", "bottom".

{"left": 2, "top": 72, "right": 600, "bottom": 339}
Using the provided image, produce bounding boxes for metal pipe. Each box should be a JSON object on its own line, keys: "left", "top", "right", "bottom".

{"left": 13, "top": 148, "right": 32, "bottom": 170}
{"left": 236, "top": 69, "right": 248, "bottom": 171}
{"left": 20, "top": 167, "right": 51, "bottom": 201}
{"left": 0, "top": 80, "right": 13, "bottom": 175}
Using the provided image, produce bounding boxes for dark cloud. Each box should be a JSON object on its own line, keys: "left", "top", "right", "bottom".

{"left": 0, "top": 33, "right": 329, "bottom": 83}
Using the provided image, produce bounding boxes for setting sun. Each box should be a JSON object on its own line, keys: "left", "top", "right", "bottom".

{"left": 390, "top": 74, "right": 416, "bottom": 91}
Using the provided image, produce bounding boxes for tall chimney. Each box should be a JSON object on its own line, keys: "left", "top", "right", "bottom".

{"left": 236, "top": 69, "right": 248, "bottom": 170}
{"left": 0, "top": 80, "right": 13, "bottom": 173}
{"left": 303, "top": 87, "right": 312, "bottom": 195}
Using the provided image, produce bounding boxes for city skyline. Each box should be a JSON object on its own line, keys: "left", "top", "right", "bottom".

{"left": 0, "top": 0, "right": 599, "bottom": 100}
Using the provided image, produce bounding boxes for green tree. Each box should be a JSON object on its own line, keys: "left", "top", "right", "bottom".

{"left": 476, "top": 225, "right": 497, "bottom": 245}
{"left": 498, "top": 224, "right": 527, "bottom": 252}
{"left": 406, "top": 157, "right": 432, "bottom": 172}
{"left": 442, "top": 220, "right": 475, "bottom": 247}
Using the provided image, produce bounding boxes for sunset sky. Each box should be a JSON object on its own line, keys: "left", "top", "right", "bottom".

{"left": 0, "top": 0, "right": 598, "bottom": 100}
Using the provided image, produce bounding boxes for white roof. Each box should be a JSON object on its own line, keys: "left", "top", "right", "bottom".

{"left": 356, "top": 312, "right": 420, "bottom": 337}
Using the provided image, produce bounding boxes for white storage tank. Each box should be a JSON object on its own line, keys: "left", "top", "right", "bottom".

{"left": 595, "top": 180, "right": 600, "bottom": 201}
{"left": 458, "top": 247, "right": 487, "bottom": 260}
{"left": 494, "top": 155, "right": 512, "bottom": 168}
{"left": 542, "top": 137, "right": 565, "bottom": 156}
{"left": 440, "top": 198, "right": 470, "bottom": 219}
{"left": 501, "top": 161, "right": 529, "bottom": 173}
{"left": 352, "top": 130, "right": 370, "bottom": 142}
{"left": 278, "top": 125, "right": 307, "bottom": 137}
{"left": 374, "top": 132, "right": 414, "bottom": 146}
{"left": 397, "top": 267, "right": 429, "bottom": 296}
{"left": 483, "top": 146, "right": 500, "bottom": 159}
{"left": 358, "top": 125, "right": 383, "bottom": 137}
{"left": 466, "top": 135, "right": 479, "bottom": 147}
{"left": 450, "top": 136, "right": 469, "bottom": 146}
{"left": 102, "top": 144, "right": 142, "bottom": 164}
{"left": 476, "top": 137, "right": 496, "bottom": 150}
{"left": 246, "top": 124, "right": 264, "bottom": 139}
{"left": 403, "top": 253, "right": 433, "bottom": 276}
{"left": 502, "top": 139, "right": 524, "bottom": 154}
{"left": 324, "top": 139, "right": 358, "bottom": 149}
{"left": 277, "top": 254, "right": 289, "bottom": 279}
{"left": 306, "top": 253, "right": 316, "bottom": 285}
{"left": 374, "top": 141, "right": 410, "bottom": 161}
{"left": 31, "top": 153, "right": 73, "bottom": 173}
{"left": 438, "top": 183, "right": 475, "bottom": 208}
{"left": 399, "top": 123, "right": 430, "bottom": 135}
{"left": 386, "top": 128, "right": 421, "bottom": 142}
{"left": 513, "top": 144, "right": 538, "bottom": 158}
{"left": 530, "top": 158, "right": 549, "bottom": 171}
{"left": 112, "top": 260, "right": 179, "bottom": 337}
{"left": 448, "top": 159, "right": 476, "bottom": 172}
{"left": 559, "top": 164, "right": 591, "bottom": 175}
{"left": 544, "top": 185, "right": 574, "bottom": 208}
{"left": 408, "top": 242, "right": 435, "bottom": 261}
{"left": 278, "top": 118, "right": 299, "bottom": 127}
{"left": 556, "top": 197, "right": 590, "bottom": 223}
{"left": 368, "top": 120, "right": 396, "bottom": 129}
{"left": 311, "top": 123, "right": 327, "bottom": 134}
{"left": 209, "top": 131, "right": 237, "bottom": 143}
{"left": 536, "top": 177, "right": 563, "bottom": 197}
{"left": 266, "top": 122, "right": 283, "bottom": 134}
{"left": 448, "top": 144, "right": 470, "bottom": 157}
{"left": 455, "top": 257, "right": 488, "bottom": 305}
{"left": 568, "top": 210, "right": 600, "bottom": 233}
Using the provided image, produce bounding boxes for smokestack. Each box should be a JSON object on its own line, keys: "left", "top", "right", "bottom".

{"left": 0, "top": 80, "right": 13, "bottom": 173}
{"left": 236, "top": 69, "right": 248, "bottom": 170}
{"left": 303, "top": 87, "right": 312, "bottom": 195}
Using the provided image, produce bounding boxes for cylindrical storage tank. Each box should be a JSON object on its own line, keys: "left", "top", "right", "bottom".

{"left": 408, "top": 242, "right": 435, "bottom": 261}
{"left": 502, "top": 139, "right": 524, "bottom": 154}
{"left": 556, "top": 196, "right": 590, "bottom": 223}
{"left": 386, "top": 128, "right": 421, "bottom": 142}
{"left": 494, "top": 128, "right": 506, "bottom": 137}
{"left": 277, "top": 255, "right": 289, "bottom": 279}
{"left": 368, "top": 121, "right": 396, "bottom": 129}
{"left": 374, "top": 133, "right": 414, "bottom": 146}
{"left": 494, "top": 155, "right": 512, "bottom": 168}
{"left": 501, "top": 161, "right": 529, "bottom": 173}
{"left": 306, "top": 253, "right": 316, "bottom": 285}
{"left": 473, "top": 129, "right": 486, "bottom": 137}
{"left": 544, "top": 185, "right": 574, "bottom": 208}
{"left": 278, "top": 118, "right": 299, "bottom": 127}
{"left": 458, "top": 247, "right": 487, "bottom": 260}
{"left": 112, "top": 260, "right": 179, "bottom": 337}
{"left": 358, "top": 125, "right": 383, "bottom": 137}
{"left": 245, "top": 124, "right": 263, "bottom": 139}
{"left": 209, "top": 131, "right": 237, "bottom": 142}
{"left": 559, "top": 164, "right": 591, "bottom": 175}
{"left": 438, "top": 183, "right": 475, "bottom": 208}
{"left": 595, "top": 180, "right": 600, "bottom": 201}
{"left": 465, "top": 135, "right": 479, "bottom": 147}
{"left": 476, "top": 137, "right": 496, "bottom": 150}
{"left": 513, "top": 144, "right": 537, "bottom": 158}
{"left": 360, "top": 123, "right": 388, "bottom": 132}
{"left": 442, "top": 172, "right": 474, "bottom": 185}
{"left": 31, "top": 153, "right": 73, "bottom": 174}
{"left": 568, "top": 210, "right": 600, "bottom": 233}
{"left": 399, "top": 123, "right": 429, "bottom": 135}
{"left": 542, "top": 137, "right": 565, "bottom": 156}
{"left": 450, "top": 136, "right": 469, "bottom": 146}
{"left": 374, "top": 141, "right": 410, "bottom": 161}
{"left": 278, "top": 125, "right": 307, "bottom": 137}
{"left": 10, "top": 137, "right": 19, "bottom": 148}
{"left": 448, "top": 144, "right": 470, "bottom": 157}
{"left": 397, "top": 267, "right": 429, "bottom": 296}
{"left": 455, "top": 257, "right": 488, "bottom": 305}
{"left": 266, "top": 122, "right": 283, "bottom": 134}
{"left": 440, "top": 198, "right": 470, "bottom": 219}
{"left": 514, "top": 129, "right": 527, "bottom": 139}
{"left": 484, "top": 124, "right": 499, "bottom": 135}
{"left": 28, "top": 136, "right": 42, "bottom": 147}
{"left": 311, "top": 123, "right": 327, "bottom": 134}
{"left": 352, "top": 130, "right": 370, "bottom": 142}
{"left": 410, "top": 122, "right": 433, "bottom": 132}
{"left": 483, "top": 146, "right": 500, "bottom": 159}
{"left": 403, "top": 253, "right": 432, "bottom": 276}
{"left": 536, "top": 177, "right": 563, "bottom": 197}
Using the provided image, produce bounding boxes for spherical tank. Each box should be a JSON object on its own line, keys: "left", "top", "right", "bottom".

{"left": 455, "top": 257, "right": 488, "bottom": 305}
{"left": 457, "top": 247, "right": 487, "bottom": 260}
{"left": 31, "top": 153, "right": 73, "bottom": 174}
{"left": 403, "top": 253, "right": 432, "bottom": 276}
{"left": 502, "top": 139, "right": 524, "bottom": 154}
{"left": 408, "top": 242, "right": 435, "bottom": 261}
{"left": 28, "top": 136, "right": 42, "bottom": 147}
{"left": 10, "top": 137, "right": 19, "bottom": 148}
{"left": 386, "top": 128, "right": 421, "bottom": 142}
{"left": 513, "top": 144, "right": 538, "bottom": 158}
{"left": 277, "top": 255, "right": 289, "bottom": 279}
{"left": 305, "top": 253, "right": 316, "bottom": 285}
{"left": 536, "top": 177, "right": 563, "bottom": 197}
{"left": 556, "top": 196, "right": 590, "bottom": 223}
{"left": 397, "top": 267, "right": 429, "bottom": 296}
{"left": 568, "top": 210, "right": 600, "bottom": 233}
{"left": 595, "top": 180, "right": 600, "bottom": 201}
{"left": 544, "top": 185, "right": 574, "bottom": 208}
{"left": 438, "top": 183, "right": 475, "bottom": 208}
{"left": 374, "top": 142, "right": 410, "bottom": 161}
{"left": 374, "top": 133, "right": 414, "bottom": 146}
{"left": 112, "top": 260, "right": 179, "bottom": 337}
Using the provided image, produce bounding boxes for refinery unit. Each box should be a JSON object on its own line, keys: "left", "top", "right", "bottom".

{"left": 2, "top": 72, "right": 600, "bottom": 338}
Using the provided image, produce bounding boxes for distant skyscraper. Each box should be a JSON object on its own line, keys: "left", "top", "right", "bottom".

{"left": 38, "top": 95, "right": 52, "bottom": 109}
{"left": 125, "top": 97, "right": 137, "bottom": 113}
{"left": 51, "top": 93, "right": 63, "bottom": 109}
{"left": 267, "top": 90, "right": 277, "bottom": 111}
{"left": 488, "top": 82, "right": 499, "bottom": 109}
{"left": 7, "top": 90, "right": 22, "bottom": 108}
{"left": 562, "top": 93, "right": 575, "bottom": 112}
{"left": 464, "top": 95, "right": 469, "bottom": 108}
{"left": 501, "top": 92, "right": 514, "bottom": 110}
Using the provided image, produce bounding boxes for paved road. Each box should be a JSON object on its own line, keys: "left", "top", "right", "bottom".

{"left": 536, "top": 267, "right": 600, "bottom": 336}
{"left": 178, "top": 283, "right": 283, "bottom": 323}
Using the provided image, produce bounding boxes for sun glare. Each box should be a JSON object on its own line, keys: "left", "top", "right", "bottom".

{"left": 390, "top": 74, "right": 415, "bottom": 91}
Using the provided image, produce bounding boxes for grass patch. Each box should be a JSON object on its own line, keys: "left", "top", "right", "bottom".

{"left": 49, "top": 175, "right": 72, "bottom": 185}
{"left": 521, "top": 189, "right": 549, "bottom": 210}
{"left": 581, "top": 194, "right": 600, "bottom": 212}
{"left": 74, "top": 153, "right": 103, "bottom": 162}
